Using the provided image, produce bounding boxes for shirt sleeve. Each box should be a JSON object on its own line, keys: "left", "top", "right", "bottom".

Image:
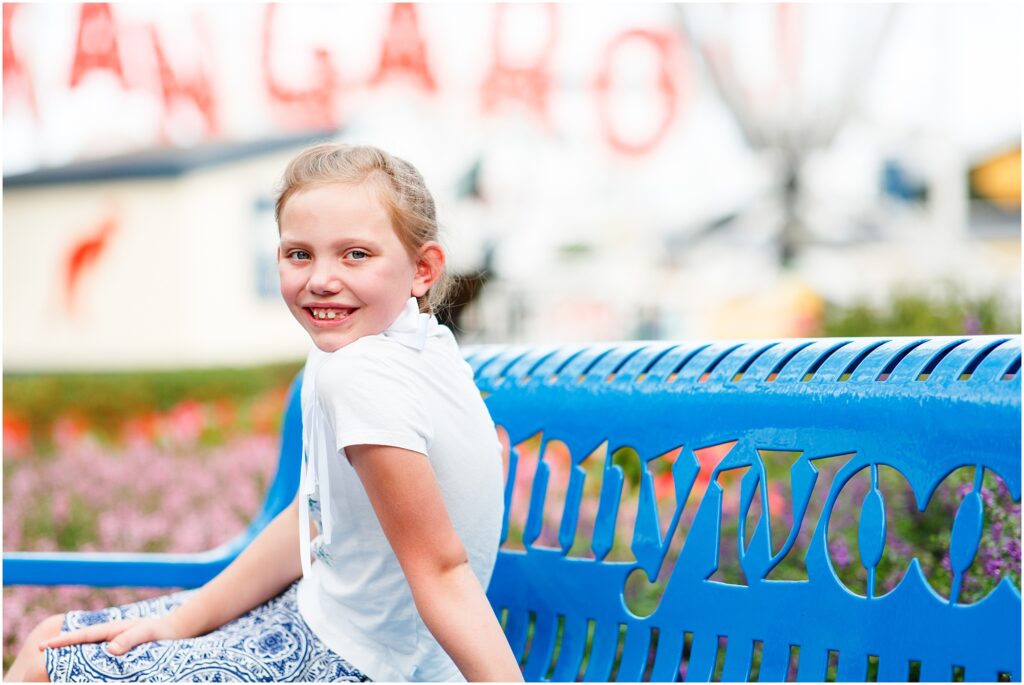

{"left": 315, "top": 340, "right": 433, "bottom": 458}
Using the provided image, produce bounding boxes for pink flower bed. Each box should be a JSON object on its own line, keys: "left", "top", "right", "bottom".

{"left": 3, "top": 430, "right": 278, "bottom": 670}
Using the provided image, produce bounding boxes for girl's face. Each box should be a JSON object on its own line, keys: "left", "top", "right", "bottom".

{"left": 277, "top": 181, "right": 433, "bottom": 353}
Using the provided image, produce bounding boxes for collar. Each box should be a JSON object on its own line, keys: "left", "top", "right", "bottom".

{"left": 381, "top": 297, "right": 434, "bottom": 351}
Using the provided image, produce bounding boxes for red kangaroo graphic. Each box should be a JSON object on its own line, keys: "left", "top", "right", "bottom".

{"left": 65, "top": 214, "right": 117, "bottom": 315}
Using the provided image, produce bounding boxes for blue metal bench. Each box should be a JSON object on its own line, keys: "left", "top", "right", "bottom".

{"left": 5, "top": 335, "right": 1021, "bottom": 681}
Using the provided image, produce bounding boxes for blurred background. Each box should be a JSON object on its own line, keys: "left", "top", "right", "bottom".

{"left": 3, "top": 2, "right": 1021, "bottom": 671}
{"left": 3, "top": 3, "right": 1020, "bottom": 372}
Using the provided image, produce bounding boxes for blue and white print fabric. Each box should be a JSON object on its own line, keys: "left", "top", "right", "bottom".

{"left": 307, "top": 495, "right": 336, "bottom": 567}
{"left": 45, "top": 582, "right": 371, "bottom": 682}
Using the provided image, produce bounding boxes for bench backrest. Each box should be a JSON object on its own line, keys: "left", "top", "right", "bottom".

{"left": 465, "top": 336, "right": 1020, "bottom": 682}
{"left": 3, "top": 335, "right": 1020, "bottom": 681}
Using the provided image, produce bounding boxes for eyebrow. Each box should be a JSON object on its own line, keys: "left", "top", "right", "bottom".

{"left": 279, "top": 237, "right": 384, "bottom": 251}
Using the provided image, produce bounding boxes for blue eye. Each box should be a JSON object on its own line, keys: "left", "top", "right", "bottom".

{"left": 347, "top": 250, "right": 369, "bottom": 261}
{"left": 288, "top": 250, "right": 311, "bottom": 260}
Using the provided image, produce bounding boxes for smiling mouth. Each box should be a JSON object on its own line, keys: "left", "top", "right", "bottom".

{"left": 304, "top": 307, "right": 357, "bottom": 324}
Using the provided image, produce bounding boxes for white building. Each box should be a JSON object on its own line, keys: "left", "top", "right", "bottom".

{"left": 4, "top": 133, "right": 328, "bottom": 371}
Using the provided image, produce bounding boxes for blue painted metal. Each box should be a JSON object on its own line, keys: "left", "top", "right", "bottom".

{"left": 4, "top": 336, "right": 1020, "bottom": 681}
{"left": 474, "top": 335, "right": 1020, "bottom": 682}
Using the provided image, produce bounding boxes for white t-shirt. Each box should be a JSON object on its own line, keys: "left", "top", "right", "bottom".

{"left": 295, "top": 297, "right": 505, "bottom": 682}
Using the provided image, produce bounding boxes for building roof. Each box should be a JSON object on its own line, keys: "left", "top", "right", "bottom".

{"left": 3, "top": 130, "right": 338, "bottom": 188}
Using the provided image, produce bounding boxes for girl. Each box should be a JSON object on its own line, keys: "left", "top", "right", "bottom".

{"left": 6, "top": 144, "right": 523, "bottom": 682}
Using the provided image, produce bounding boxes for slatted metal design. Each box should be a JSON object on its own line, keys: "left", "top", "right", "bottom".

{"left": 467, "top": 336, "right": 1021, "bottom": 682}
{"left": 4, "top": 335, "right": 1020, "bottom": 681}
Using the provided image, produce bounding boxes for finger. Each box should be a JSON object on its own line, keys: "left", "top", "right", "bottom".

{"left": 40, "top": 621, "right": 124, "bottom": 649}
{"left": 106, "top": 623, "right": 158, "bottom": 656}
{"left": 39, "top": 620, "right": 135, "bottom": 650}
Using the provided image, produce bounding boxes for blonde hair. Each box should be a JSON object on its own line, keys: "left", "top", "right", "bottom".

{"left": 275, "top": 143, "right": 450, "bottom": 316}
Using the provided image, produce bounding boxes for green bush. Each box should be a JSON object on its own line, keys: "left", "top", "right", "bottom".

{"left": 823, "top": 283, "right": 1020, "bottom": 337}
{"left": 3, "top": 361, "right": 303, "bottom": 452}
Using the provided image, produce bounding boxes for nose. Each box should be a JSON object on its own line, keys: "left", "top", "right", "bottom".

{"left": 307, "top": 260, "right": 343, "bottom": 296}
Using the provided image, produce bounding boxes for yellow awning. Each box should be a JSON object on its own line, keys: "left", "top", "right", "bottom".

{"left": 969, "top": 147, "right": 1021, "bottom": 211}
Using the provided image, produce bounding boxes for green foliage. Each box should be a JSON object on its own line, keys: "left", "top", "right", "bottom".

{"left": 822, "top": 283, "right": 1020, "bottom": 337}
{"left": 3, "top": 361, "right": 303, "bottom": 451}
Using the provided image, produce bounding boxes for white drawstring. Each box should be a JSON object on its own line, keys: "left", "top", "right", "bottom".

{"left": 299, "top": 449, "right": 313, "bottom": 579}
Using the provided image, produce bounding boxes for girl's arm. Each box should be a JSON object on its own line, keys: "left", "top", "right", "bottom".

{"left": 43, "top": 495, "right": 308, "bottom": 653}
{"left": 347, "top": 443, "right": 523, "bottom": 682}
{"left": 166, "top": 494, "right": 306, "bottom": 636}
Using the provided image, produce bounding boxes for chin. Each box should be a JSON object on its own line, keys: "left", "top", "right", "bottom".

{"left": 312, "top": 337, "right": 350, "bottom": 353}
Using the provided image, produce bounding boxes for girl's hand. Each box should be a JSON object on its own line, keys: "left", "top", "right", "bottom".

{"left": 38, "top": 615, "right": 189, "bottom": 656}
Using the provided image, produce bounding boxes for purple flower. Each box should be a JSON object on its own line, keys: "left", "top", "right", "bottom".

{"left": 983, "top": 556, "right": 1003, "bottom": 580}
{"left": 941, "top": 554, "right": 952, "bottom": 573}
{"left": 980, "top": 487, "right": 994, "bottom": 507}
{"left": 963, "top": 314, "right": 981, "bottom": 335}
{"left": 992, "top": 521, "right": 1003, "bottom": 543}
{"left": 996, "top": 479, "right": 1010, "bottom": 499}
{"left": 888, "top": 535, "right": 912, "bottom": 558}
{"left": 1006, "top": 538, "right": 1021, "bottom": 563}
{"left": 829, "top": 537, "right": 851, "bottom": 567}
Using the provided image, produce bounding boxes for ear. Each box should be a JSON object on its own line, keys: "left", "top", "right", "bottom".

{"left": 411, "top": 242, "right": 445, "bottom": 298}
{"left": 276, "top": 246, "right": 281, "bottom": 261}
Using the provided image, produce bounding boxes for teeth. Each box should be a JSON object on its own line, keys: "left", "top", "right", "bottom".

{"left": 311, "top": 308, "right": 350, "bottom": 320}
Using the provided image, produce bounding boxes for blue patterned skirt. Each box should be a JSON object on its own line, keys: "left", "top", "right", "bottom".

{"left": 45, "top": 582, "right": 371, "bottom": 682}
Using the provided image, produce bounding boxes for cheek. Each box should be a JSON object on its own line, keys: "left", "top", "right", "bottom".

{"left": 387, "top": 258, "right": 419, "bottom": 284}
{"left": 277, "top": 269, "right": 303, "bottom": 298}
{"left": 353, "top": 262, "right": 396, "bottom": 287}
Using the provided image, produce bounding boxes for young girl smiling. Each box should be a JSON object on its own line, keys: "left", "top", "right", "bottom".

{"left": 8, "top": 144, "right": 522, "bottom": 682}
